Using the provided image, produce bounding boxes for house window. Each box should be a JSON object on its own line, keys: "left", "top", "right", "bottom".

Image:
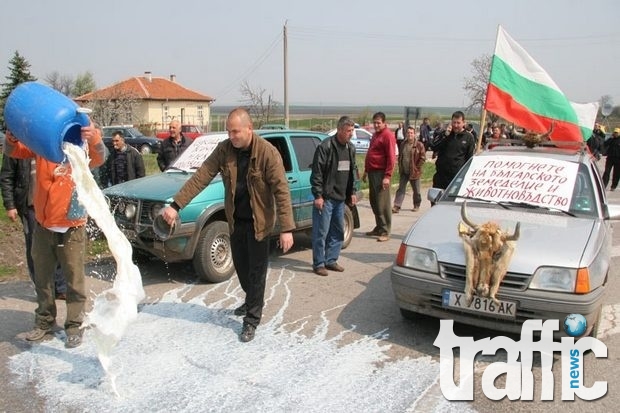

{"left": 197, "top": 105, "right": 204, "bottom": 122}
{"left": 163, "top": 105, "right": 169, "bottom": 121}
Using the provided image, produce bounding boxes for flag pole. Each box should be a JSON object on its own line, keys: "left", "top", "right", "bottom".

{"left": 476, "top": 109, "right": 487, "bottom": 153}
{"left": 478, "top": 25, "right": 502, "bottom": 153}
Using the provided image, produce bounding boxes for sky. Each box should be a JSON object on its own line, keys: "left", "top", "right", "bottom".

{"left": 1, "top": 0, "right": 619, "bottom": 109}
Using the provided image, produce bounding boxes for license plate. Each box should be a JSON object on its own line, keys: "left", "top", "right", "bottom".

{"left": 442, "top": 289, "right": 517, "bottom": 319}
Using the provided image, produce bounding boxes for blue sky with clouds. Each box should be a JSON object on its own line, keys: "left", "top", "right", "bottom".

{"left": 1, "top": 0, "right": 618, "bottom": 108}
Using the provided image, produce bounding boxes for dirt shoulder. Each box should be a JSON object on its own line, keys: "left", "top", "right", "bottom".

{"left": 0, "top": 218, "right": 30, "bottom": 282}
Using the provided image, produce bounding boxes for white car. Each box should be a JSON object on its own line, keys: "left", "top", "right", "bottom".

{"left": 327, "top": 126, "right": 372, "bottom": 154}
{"left": 391, "top": 139, "right": 620, "bottom": 337}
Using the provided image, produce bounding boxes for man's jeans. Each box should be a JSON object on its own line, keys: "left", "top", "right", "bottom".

{"left": 312, "top": 198, "right": 344, "bottom": 269}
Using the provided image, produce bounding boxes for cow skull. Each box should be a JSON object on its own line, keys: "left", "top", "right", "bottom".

{"left": 459, "top": 201, "right": 520, "bottom": 305}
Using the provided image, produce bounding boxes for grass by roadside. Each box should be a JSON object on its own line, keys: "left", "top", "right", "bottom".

{"left": 0, "top": 152, "right": 436, "bottom": 279}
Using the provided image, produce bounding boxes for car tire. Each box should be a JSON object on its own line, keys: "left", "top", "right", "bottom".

{"left": 193, "top": 221, "right": 235, "bottom": 283}
{"left": 341, "top": 206, "right": 354, "bottom": 249}
{"left": 140, "top": 144, "right": 152, "bottom": 155}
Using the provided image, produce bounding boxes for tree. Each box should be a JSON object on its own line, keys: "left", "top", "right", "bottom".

{"left": 81, "top": 88, "right": 141, "bottom": 127}
{"left": 0, "top": 51, "right": 37, "bottom": 127}
{"left": 45, "top": 70, "right": 74, "bottom": 96}
{"left": 462, "top": 53, "right": 499, "bottom": 123}
{"left": 239, "top": 80, "right": 280, "bottom": 127}
{"left": 73, "top": 71, "right": 96, "bottom": 97}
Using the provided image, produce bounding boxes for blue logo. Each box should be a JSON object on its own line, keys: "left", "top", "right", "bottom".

{"left": 563, "top": 313, "right": 587, "bottom": 337}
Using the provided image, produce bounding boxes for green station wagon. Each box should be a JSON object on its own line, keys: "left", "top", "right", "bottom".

{"left": 103, "top": 130, "right": 361, "bottom": 283}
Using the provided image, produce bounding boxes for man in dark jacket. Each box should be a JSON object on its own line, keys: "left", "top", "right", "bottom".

{"left": 0, "top": 143, "right": 66, "bottom": 297}
{"left": 101, "top": 131, "right": 145, "bottom": 187}
{"left": 587, "top": 123, "right": 606, "bottom": 160}
{"left": 160, "top": 108, "right": 295, "bottom": 343}
{"left": 310, "top": 116, "right": 358, "bottom": 276}
{"left": 157, "top": 120, "right": 192, "bottom": 171}
{"left": 603, "top": 128, "right": 620, "bottom": 191}
{"left": 430, "top": 111, "right": 475, "bottom": 191}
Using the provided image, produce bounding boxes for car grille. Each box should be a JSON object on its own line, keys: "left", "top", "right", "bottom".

{"left": 441, "top": 262, "right": 530, "bottom": 290}
{"left": 107, "top": 197, "right": 157, "bottom": 227}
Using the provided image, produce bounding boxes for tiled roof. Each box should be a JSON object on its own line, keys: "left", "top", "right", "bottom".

{"left": 75, "top": 75, "right": 214, "bottom": 102}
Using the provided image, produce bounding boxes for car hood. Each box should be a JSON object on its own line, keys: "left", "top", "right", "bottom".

{"left": 102, "top": 172, "right": 221, "bottom": 201}
{"left": 405, "top": 203, "right": 600, "bottom": 272}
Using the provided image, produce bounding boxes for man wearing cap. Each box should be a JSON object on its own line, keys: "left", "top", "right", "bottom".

{"left": 587, "top": 123, "right": 606, "bottom": 160}
{"left": 603, "top": 128, "right": 620, "bottom": 191}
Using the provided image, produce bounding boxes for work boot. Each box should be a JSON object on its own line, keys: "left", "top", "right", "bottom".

{"left": 25, "top": 327, "right": 52, "bottom": 342}
{"left": 313, "top": 267, "right": 329, "bottom": 276}
{"left": 240, "top": 323, "right": 256, "bottom": 343}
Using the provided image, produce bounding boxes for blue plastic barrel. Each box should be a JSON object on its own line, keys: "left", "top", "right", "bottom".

{"left": 4, "top": 82, "right": 90, "bottom": 163}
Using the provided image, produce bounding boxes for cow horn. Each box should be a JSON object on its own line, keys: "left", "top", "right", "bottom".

{"left": 460, "top": 201, "right": 479, "bottom": 230}
{"left": 541, "top": 122, "right": 555, "bottom": 140}
{"left": 511, "top": 128, "right": 525, "bottom": 139}
{"left": 503, "top": 222, "right": 521, "bottom": 241}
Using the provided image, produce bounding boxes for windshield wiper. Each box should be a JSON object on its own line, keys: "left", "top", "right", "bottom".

{"left": 501, "top": 201, "right": 577, "bottom": 217}
{"left": 454, "top": 195, "right": 510, "bottom": 210}
{"left": 165, "top": 166, "right": 188, "bottom": 173}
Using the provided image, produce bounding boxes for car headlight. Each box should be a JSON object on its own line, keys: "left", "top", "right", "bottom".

{"left": 396, "top": 244, "right": 439, "bottom": 273}
{"left": 124, "top": 203, "right": 137, "bottom": 219}
{"left": 529, "top": 267, "right": 577, "bottom": 292}
{"left": 151, "top": 203, "right": 165, "bottom": 221}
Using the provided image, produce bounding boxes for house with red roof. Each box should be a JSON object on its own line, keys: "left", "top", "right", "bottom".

{"left": 75, "top": 72, "right": 214, "bottom": 131}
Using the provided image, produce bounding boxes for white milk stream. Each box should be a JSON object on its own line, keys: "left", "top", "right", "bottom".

{"left": 64, "top": 144, "right": 145, "bottom": 395}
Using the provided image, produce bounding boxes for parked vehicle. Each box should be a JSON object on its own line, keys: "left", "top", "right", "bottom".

{"left": 391, "top": 139, "right": 620, "bottom": 337}
{"left": 103, "top": 130, "right": 362, "bottom": 283}
{"left": 156, "top": 124, "right": 204, "bottom": 140}
{"left": 260, "top": 124, "right": 287, "bottom": 130}
{"left": 102, "top": 126, "right": 161, "bottom": 155}
{"left": 327, "top": 126, "right": 372, "bottom": 154}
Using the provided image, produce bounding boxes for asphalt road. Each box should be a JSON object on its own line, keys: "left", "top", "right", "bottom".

{"left": 1, "top": 183, "right": 619, "bottom": 412}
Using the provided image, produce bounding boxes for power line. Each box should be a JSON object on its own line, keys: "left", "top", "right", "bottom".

{"left": 215, "top": 32, "right": 282, "bottom": 101}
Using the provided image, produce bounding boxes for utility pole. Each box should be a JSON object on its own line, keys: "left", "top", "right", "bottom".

{"left": 283, "top": 21, "right": 289, "bottom": 128}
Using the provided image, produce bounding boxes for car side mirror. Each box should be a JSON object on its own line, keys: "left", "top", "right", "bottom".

{"left": 427, "top": 187, "right": 443, "bottom": 203}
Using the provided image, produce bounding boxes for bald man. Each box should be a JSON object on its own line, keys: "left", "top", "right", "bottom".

{"left": 157, "top": 119, "right": 192, "bottom": 171}
{"left": 161, "top": 108, "right": 295, "bottom": 342}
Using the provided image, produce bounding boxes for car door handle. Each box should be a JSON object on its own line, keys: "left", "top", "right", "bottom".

{"left": 288, "top": 177, "right": 298, "bottom": 184}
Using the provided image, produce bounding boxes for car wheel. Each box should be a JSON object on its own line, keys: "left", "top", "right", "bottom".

{"left": 193, "top": 221, "right": 235, "bottom": 283}
{"left": 341, "top": 206, "right": 354, "bottom": 249}
{"left": 140, "top": 144, "right": 152, "bottom": 155}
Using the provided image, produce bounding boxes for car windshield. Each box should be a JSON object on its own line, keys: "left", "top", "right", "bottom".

{"left": 127, "top": 127, "right": 144, "bottom": 137}
{"left": 441, "top": 155, "right": 598, "bottom": 217}
{"left": 103, "top": 127, "right": 144, "bottom": 138}
{"left": 169, "top": 134, "right": 228, "bottom": 172}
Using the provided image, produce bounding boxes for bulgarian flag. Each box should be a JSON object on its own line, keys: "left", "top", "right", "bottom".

{"left": 485, "top": 26, "right": 599, "bottom": 141}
